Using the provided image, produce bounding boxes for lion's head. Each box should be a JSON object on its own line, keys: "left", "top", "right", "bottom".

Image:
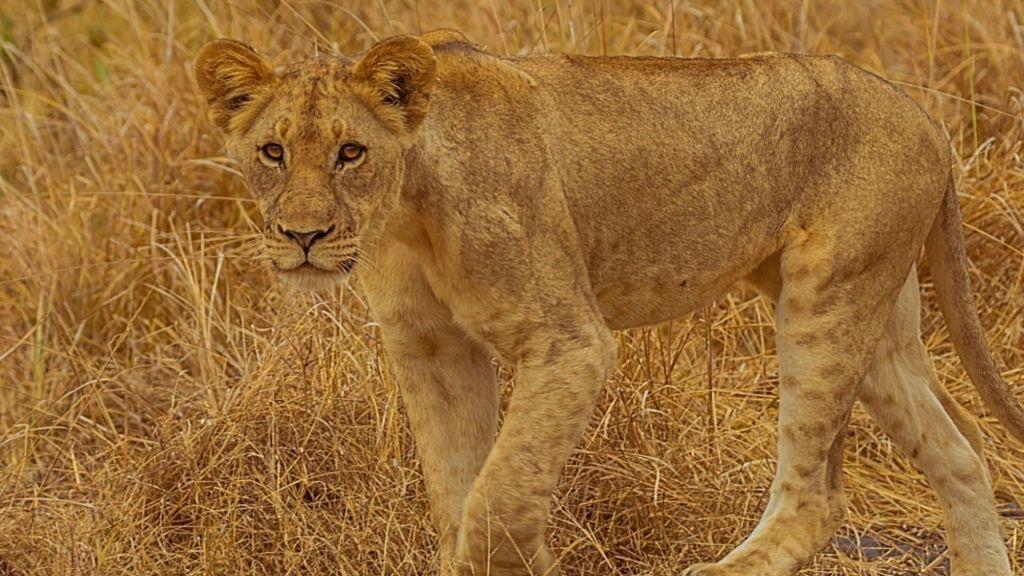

{"left": 194, "top": 36, "right": 435, "bottom": 289}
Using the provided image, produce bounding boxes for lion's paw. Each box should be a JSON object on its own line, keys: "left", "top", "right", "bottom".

{"left": 681, "top": 562, "right": 729, "bottom": 576}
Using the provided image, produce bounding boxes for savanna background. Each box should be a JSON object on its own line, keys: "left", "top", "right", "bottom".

{"left": 0, "top": 0, "right": 1022, "bottom": 574}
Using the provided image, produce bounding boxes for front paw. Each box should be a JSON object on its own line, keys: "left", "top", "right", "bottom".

{"left": 454, "top": 501, "right": 555, "bottom": 576}
{"left": 682, "top": 562, "right": 730, "bottom": 576}
{"left": 532, "top": 547, "right": 559, "bottom": 576}
{"left": 452, "top": 543, "right": 557, "bottom": 576}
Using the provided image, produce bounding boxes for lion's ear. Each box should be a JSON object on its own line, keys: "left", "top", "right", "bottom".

{"left": 194, "top": 39, "right": 275, "bottom": 134}
{"left": 351, "top": 36, "right": 436, "bottom": 135}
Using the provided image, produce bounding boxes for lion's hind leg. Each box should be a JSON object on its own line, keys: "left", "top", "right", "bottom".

{"left": 684, "top": 226, "right": 915, "bottom": 576}
{"left": 860, "top": 272, "right": 1010, "bottom": 575}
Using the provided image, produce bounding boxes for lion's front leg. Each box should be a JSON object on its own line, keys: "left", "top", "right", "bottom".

{"left": 363, "top": 248, "right": 500, "bottom": 575}
{"left": 454, "top": 324, "right": 617, "bottom": 576}
{"left": 387, "top": 328, "right": 499, "bottom": 574}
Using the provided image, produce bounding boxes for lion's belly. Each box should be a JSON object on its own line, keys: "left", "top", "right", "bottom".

{"left": 592, "top": 272, "right": 738, "bottom": 330}
{"left": 586, "top": 237, "right": 773, "bottom": 330}
{"left": 569, "top": 188, "right": 787, "bottom": 331}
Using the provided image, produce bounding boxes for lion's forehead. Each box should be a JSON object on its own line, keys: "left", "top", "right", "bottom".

{"left": 272, "top": 58, "right": 364, "bottom": 146}
{"left": 279, "top": 55, "right": 353, "bottom": 82}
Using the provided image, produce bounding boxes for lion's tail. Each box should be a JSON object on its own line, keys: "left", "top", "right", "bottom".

{"left": 925, "top": 175, "right": 1024, "bottom": 443}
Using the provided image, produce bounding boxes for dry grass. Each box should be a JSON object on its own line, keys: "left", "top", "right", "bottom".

{"left": 0, "top": 0, "right": 1022, "bottom": 574}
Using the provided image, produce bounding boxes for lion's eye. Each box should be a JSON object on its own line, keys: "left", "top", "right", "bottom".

{"left": 261, "top": 142, "right": 284, "bottom": 163}
{"left": 337, "top": 143, "right": 365, "bottom": 167}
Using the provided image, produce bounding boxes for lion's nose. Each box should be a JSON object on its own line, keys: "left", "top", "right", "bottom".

{"left": 279, "top": 224, "right": 334, "bottom": 253}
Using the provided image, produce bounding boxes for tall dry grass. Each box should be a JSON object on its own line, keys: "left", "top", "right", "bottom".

{"left": 0, "top": 0, "right": 1022, "bottom": 574}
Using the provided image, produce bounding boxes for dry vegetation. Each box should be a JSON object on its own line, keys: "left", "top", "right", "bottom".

{"left": 0, "top": 0, "right": 1022, "bottom": 574}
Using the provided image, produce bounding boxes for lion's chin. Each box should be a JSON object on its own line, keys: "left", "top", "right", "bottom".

{"left": 274, "top": 263, "right": 348, "bottom": 291}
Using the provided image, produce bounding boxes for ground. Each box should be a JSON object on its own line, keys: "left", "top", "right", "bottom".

{"left": 0, "top": 0, "right": 1021, "bottom": 574}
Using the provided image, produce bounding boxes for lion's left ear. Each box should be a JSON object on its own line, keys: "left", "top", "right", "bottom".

{"left": 351, "top": 36, "right": 436, "bottom": 135}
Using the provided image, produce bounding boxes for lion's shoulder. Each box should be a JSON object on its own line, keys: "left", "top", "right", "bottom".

{"left": 421, "top": 29, "right": 484, "bottom": 54}
{"left": 423, "top": 31, "right": 539, "bottom": 92}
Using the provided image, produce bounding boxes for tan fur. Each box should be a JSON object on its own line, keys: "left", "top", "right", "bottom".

{"left": 194, "top": 31, "right": 1024, "bottom": 576}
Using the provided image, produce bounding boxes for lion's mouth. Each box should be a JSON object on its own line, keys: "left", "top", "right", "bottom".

{"left": 277, "top": 261, "right": 352, "bottom": 274}
{"left": 272, "top": 255, "right": 358, "bottom": 280}
{"left": 280, "top": 262, "right": 332, "bottom": 273}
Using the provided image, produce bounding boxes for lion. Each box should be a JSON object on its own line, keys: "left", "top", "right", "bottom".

{"left": 194, "top": 29, "right": 1024, "bottom": 576}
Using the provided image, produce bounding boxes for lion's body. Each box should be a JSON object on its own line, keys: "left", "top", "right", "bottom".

{"left": 412, "top": 44, "right": 946, "bottom": 331}
{"left": 195, "top": 30, "right": 1024, "bottom": 576}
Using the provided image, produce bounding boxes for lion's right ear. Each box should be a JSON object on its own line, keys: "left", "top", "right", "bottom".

{"left": 194, "top": 39, "right": 275, "bottom": 134}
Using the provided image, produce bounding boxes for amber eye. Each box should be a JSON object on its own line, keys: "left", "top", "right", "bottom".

{"left": 261, "top": 142, "right": 284, "bottom": 163}
{"left": 337, "top": 143, "right": 365, "bottom": 167}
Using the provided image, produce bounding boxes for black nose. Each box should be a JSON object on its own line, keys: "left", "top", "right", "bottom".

{"left": 280, "top": 224, "right": 334, "bottom": 252}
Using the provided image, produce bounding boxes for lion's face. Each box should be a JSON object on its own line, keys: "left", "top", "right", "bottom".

{"left": 194, "top": 37, "right": 435, "bottom": 289}
{"left": 229, "top": 83, "right": 407, "bottom": 289}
